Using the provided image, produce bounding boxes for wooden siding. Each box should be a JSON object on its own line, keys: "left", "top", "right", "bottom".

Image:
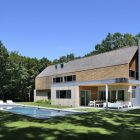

{"left": 76, "top": 64, "right": 129, "bottom": 82}
{"left": 35, "top": 64, "right": 129, "bottom": 90}
{"left": 79, "top": 86, "right": 98, "bottom": 100}
{"left": 35, "top": 76, "right": 53, "bottom": 90}
{"left": 129, "top": 51, "right": 138, "bottom": 72}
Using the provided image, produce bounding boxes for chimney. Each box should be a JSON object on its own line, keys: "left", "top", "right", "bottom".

{"left": 138, "top": 38, "right": 140, "bottom": 80}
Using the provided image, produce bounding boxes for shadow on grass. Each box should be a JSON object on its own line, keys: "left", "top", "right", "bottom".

{"left": 0, "top": 109, "right": 140, "bottom": 140}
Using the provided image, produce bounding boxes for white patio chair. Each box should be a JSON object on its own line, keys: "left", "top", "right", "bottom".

{"left": 0, "top": 100, "right": 5, "bottom": 104}
{"left": 125, "top": 101, "right": 132, "bottom": 108}
{"left": 88, "top": 101, "right": 95, "bottom": 107}
{"left": 6, "top": 100, "right": 15, "bottom": 104}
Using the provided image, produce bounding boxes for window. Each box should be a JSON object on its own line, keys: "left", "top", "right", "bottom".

{"left": 98, "top": 91, "right": 106, "bottom": 101}
{"left": 129, "top": 70, "right": 135, "bottom": 78}
{"left": 56, "top": 90, "right": 60, "bottom": 98}
{"left": 136, "top": 72, "right": 139, "bottom": 80}
{"left": 55, "top": 65, "right": 57, "bottom": 69}
{"left": 56, "top": 90, "right": 71, "bottom": 99}
{"left": 53, "top": 75, "right": 76, "bottom": 83}
{"left": 73, "top": 75, "right": 76, "bottom": 81}
{"left": 61, "top": 63, "right": 64, "bottom": 68}
{"left": 60, "top": 90, "right": 67, "bottom": 98}
{"left": 66, "top": 76, "right": 73, "bottom": 81}
{"left": 66, "top": 90, "right": 71, "bottom": 98}
{"left": 117, "top": 90, "right": 124, "bottom": 101}
{"left": 64, "top": 75, "right": 76, "bottom": 82}
{"left": 132, "top": 90, "right": 136, "bottom": 98}
{"left": 53, "top": 77, "right": 63, "bottom": 83}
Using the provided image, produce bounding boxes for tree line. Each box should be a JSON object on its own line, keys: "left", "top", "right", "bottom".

{"left": 0, "top": 32, "right": 140, "bottom": 101}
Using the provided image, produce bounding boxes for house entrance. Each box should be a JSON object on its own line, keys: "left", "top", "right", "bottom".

{"left": 80, "top": 90, "right": 91, "bottom": 106}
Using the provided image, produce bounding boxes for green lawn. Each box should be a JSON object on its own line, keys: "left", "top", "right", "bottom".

{"left": 18, "top": 102, "right": 71, "bottom": 108}
{"left": 0, "top": 109, "right": 140, "bottom": 140}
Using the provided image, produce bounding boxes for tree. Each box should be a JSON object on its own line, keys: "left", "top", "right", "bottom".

{"left": 0, "top": 41, "right": 9, "bottom": 100}
{"left": 85, "top": 32, "right": 139, "bottom": 57}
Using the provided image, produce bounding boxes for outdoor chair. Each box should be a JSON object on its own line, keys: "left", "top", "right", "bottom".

{"left": 124, "top": 101, "right": 132, "bottom": 108}
{"left": 0, "top": 100, "right": 6, "bottom": 104}
{"left": 88, "top": 101, "right": 95, "bottom": 107}
{"left": 6, "top": 100, "right": 15, "bottom": 104}
{"left": 103, "top": 101, "right": 125, "bottom": 109}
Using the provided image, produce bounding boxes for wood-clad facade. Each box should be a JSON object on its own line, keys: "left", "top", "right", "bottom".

{"left": 34, "top": 46, "right": 140, "bottom": 107}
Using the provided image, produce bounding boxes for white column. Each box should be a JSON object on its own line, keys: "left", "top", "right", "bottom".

{"left": 116, "top": 90, "right": 118, "bottom": 101}
{"left": 129, "top": 85, "right": 132, "bottom": 102}
{"left": 106, "top": 84, "right": 108, "bottom": 109}
{"left": 34, "top": 90, "right": 36, "bottom": 102}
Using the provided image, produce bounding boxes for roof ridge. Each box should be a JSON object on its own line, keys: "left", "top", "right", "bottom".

{"left": 37, "top": 46, "right": 138, "bottom": 78}
{"left": 49, "top": 46, "right": 138, "bottom": 67}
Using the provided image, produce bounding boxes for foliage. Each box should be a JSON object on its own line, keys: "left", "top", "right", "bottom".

{"left": 0, "top": 42, "right": 51, "bottom": 101}
{"left": 35, "top": 99, "right": 51, "bottom": 104}
{"left": 85, "top": 32, "right": 139, "bottom": 56}
{"left": 52, "top": 53, "right": 76, "bottom": 64}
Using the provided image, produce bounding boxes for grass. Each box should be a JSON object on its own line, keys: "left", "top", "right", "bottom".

{"left": 18, "top": 101, "right": 71, "bottom": 109}
{"left": 0, "top": 108, "right": 140, "bottom": 140}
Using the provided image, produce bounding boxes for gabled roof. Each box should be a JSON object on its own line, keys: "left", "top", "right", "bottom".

{"left": 37, "top": 46, "right": 138, "bottom": 78}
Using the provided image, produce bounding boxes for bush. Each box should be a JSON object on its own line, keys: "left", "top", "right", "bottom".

{"left": 36, "top": 99, "right": 51, "bottom": 104}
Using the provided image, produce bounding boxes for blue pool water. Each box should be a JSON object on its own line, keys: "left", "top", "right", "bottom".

{"left": 0, "top": 105, "right": 76, "bottom": 119}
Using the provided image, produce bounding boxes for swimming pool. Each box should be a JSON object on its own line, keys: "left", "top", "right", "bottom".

{"left": 0, "top": 105, "right": 77, "bottom": 119}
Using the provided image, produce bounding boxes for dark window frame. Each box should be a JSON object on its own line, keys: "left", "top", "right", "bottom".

{"left": 64, "top": 75, "right": 76, "bottom": 82}
{"left": 117, "top": 90, "right": 124, "bottom": 101}
{"left": 56, "top": 90, "right": 71, "bottom": 99}
{"left": 53, "top": 77, "right": 63, "bottom": 83}
{"left": 61, "top": 63, "right": 64, "bottom": 68}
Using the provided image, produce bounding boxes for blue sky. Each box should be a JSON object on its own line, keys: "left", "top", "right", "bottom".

{"left": 0, "top": 0, "right": 140, "bottom": 60}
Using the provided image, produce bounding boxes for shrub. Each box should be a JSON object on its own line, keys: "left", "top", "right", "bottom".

{"left": 36, "top": 99, "right": 51, "bottom": 104}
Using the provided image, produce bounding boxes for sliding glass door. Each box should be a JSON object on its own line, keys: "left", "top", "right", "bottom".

{"left": 80, "top": 90, "right": 91, "bottom": 106}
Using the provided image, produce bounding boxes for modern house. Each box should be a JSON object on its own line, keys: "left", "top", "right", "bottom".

{"left": 34, "top": 45, "right": 140, "bottom": 107}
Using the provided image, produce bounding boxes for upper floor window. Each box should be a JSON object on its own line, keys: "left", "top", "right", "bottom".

{"left": 129, "top": 70, "right": 135, "bottom": 78}
{"left": 61, "top": 63, "right": 64, "bottom": 68}
{"left": 55, "top": 65, "right": 57, "bottom": 69}
{"left": 64, "top": 75, "right": 76, "bottom": 82}
{"left": 53, "top": 77, "right": 63, "bottom": 83}
{"left": 53, "top": 75, "right": 76, "bottom": 83}
{"left": 129, "top": 70, "right": 138, "bottom": 80}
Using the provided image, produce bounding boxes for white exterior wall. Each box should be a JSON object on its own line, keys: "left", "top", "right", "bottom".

{"left": 51, "top": 86, "right": 79, "bottom": 107}
{"left": 132, "top": 86, "right": 140, "bottom": 106}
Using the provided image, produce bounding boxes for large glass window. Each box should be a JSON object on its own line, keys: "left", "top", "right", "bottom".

{"left": 117, "top": 90, "right": 124, "bottom": 101}
{"left": 132, "top": 90, "right": 136, "bottom": 98}
{"left": 56, "top": 90, "right": 71, "bottom": 99}
{"left": 66, "top": 90, "right": 71, "bottom": 98}
{"left": 110, "top": 90, "right": 116, "bottom": 102}
{"left": 98, "top": 91, "right": 106, "bottom": 101}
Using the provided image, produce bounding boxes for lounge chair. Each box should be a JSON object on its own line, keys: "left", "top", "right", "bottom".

{"left": 124, "top": 101, "right": 132, "bottom": 108}
{"left": 6, "top": 100, "right": 15, "bottom": 104}
{"left": 0, "top": 100, "right": 5, "bottom": 104}
{"left": 103, "top": 101, "right": 124, "bottom": 109}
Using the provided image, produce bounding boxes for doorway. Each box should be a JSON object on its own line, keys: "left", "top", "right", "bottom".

{"left": 80, "top": 90, "right": 91, "bottom": 106}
